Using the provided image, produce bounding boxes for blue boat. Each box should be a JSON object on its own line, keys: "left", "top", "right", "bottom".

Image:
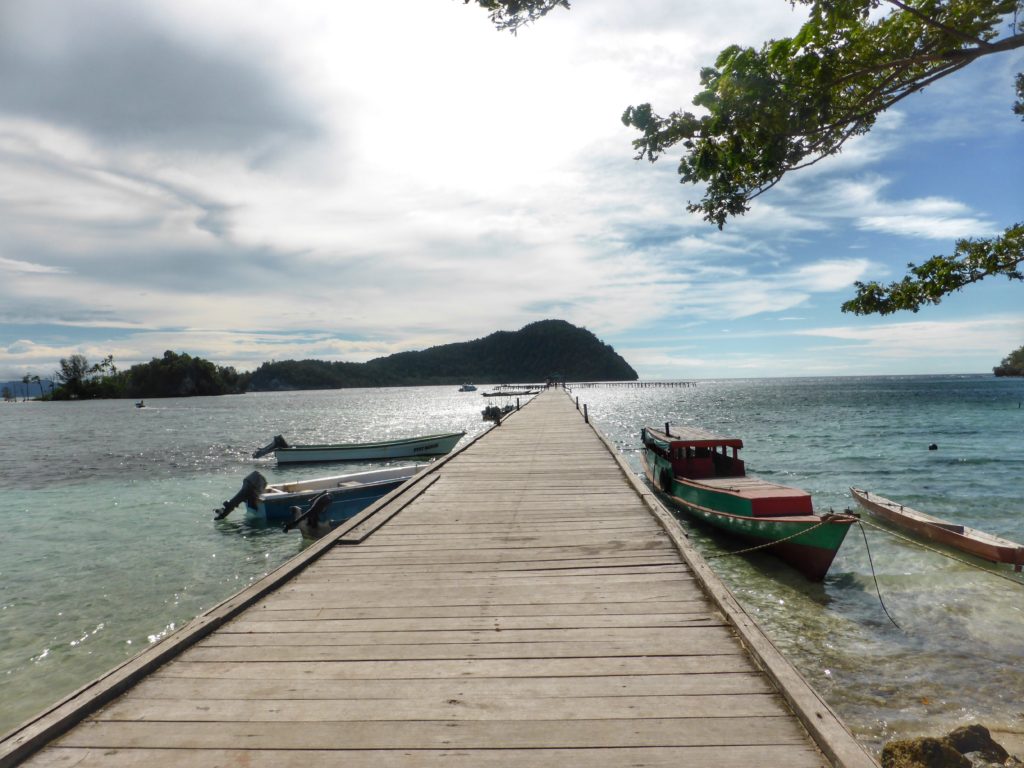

{"left": 216, "top": 465, "right": 419, "bottom": 525}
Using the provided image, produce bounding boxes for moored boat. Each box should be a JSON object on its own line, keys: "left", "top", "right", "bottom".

{"left": 216, "top": 465, "right": 419, "bottom": 524}
{"left": 252, "top": 431, "right": 465, "bottom": 464}
{"left": 458, "top": 383, "right": 477, "bottom": 392}
{"left": 851, "top": 488, "right": 1024, "bottom": 571}
{"left": 641, "top": 424, "right": 856, "bottom": 581}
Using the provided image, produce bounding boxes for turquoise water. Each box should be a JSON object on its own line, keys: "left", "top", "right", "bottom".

{"left": 1, "top": 377, "right": 1022, "bottom": 752}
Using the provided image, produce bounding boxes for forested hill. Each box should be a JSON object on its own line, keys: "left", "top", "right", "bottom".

{"left": 249, "top": 320, "right": 638, "bottom": 391}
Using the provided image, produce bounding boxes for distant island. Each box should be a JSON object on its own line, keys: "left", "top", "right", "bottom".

{"left": 250, "top": 320, "right": 637, "bottom": 390}
{"left": 45, "top": 351, "right": 250, "bottom": 401}
{"left": 10, "top": 320, "right": 637, "bottom": 400}
{"left": 993, "top": 345, "right": 1024, "bottom": 377}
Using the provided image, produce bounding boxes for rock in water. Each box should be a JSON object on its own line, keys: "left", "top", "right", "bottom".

{"left": 945, "top": 724, "right": 1009, "bottom": 764}
{"left": 881, "top": 737, "right": 969, "bottom": 768}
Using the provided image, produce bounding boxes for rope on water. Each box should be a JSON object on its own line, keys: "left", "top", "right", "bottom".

{"left": 856, "top": 520, "right": 900, "bottom": 629}
{"left": 856, "top": 515, "right": 1024, "bottom": 589}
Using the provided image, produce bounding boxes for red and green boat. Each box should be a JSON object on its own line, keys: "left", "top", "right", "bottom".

{"left": 640, "top": 424, "right": 856, "bottom": 581}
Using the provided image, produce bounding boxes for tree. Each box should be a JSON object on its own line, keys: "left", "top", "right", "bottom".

{"left": 843, "top": 222, "right": 1024, "bottom": 313}
{"left": 465, "top": 0, "right": 569, "bottom": 31}
{"left": 32, "top": 374, "right": 44, "bottom": 398}
{"left": 55, "top": 354, "right": 90, "bottom": 397}
{"left": 470, "top": 0, "right": 1023, "bottom": 313}
{"left": 618, "top": 0, "right": 1023, "bottom": 228}
{"left": 2, "top": 385, "right": 13, "bottom": 402}
{"left": 993, "top": 344, "right": 1024, "bottom": 375}
{"left": 21, "top": 373, "right": 31, "bottom": 401}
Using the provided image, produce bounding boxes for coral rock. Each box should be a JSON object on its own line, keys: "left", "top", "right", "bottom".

{"left": 881, "top": 737, "right": 970, "bottom": 768}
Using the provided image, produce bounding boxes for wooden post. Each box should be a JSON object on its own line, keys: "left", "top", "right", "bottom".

{"left": 583, "top": 403, "right": 589, "bottom": 424}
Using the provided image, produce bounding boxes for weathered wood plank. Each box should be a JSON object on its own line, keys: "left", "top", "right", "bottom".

{"left": 26, "top": 745, "right": 829, "bottom": 768}
{"left": 225, "top": 612, "right": 718, "bottom": 633}
{"left": 155, "top": 655, "right": 754, "bottom": 680}
{"left": 94, "top": 692, "right": 790, "bottom": 722}
{"left": 246, "top": 600, "right": 706, "bottom": 619}
{"left": 131, "top": 671, "right": 776, "bottom": 700}
{"left": 57, "top": 716, "right": 813, "bottom": 750}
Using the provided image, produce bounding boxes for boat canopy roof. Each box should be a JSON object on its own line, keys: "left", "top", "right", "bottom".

{"left": 645, "top": 425, "right": 743, "bottom": 450}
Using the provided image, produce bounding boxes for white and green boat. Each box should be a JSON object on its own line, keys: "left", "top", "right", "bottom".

{"left": 253, "top": 431, "right": 465, "bottom": 465}
{"left": 641, "top": 424, "right": 855, "bottom": 581}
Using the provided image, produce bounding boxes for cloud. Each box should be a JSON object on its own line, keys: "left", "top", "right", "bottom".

{"left": 796, "top": 315, "right": 1024, "bottom": 359}
{"left": 0, "top": 1, "right": 319, "bottom": 157}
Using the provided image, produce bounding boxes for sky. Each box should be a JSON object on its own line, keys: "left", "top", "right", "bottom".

{"left": 0, "top": 0, "right": 1021, "bottom": 381}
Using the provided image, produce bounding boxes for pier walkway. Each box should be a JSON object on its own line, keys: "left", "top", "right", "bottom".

{"left": 2, "top": 389, "right": 876, "bottom": 767}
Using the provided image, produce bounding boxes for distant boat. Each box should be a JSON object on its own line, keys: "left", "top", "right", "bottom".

{"left": 252, "top": 431, "right": 465, "bottom": 464}
{"left": 135, "top": 400, "right": 145, "bottom": 408}
{"left": 458, "top": 384, "right": 477, "bottom": 392}
{"left": 641, "top": 424, "right": 856, "bottom": 581}
{"left": 851, "top": 488, "right": 1024, "bottom": 571}
{"left": 216, "top": 466, "right": 419, "bottom": 524}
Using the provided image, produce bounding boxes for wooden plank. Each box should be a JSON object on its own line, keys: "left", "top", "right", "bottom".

{"left": 155, "top": 655, "right": 754, "bottom": 680}
{"left": 246, "top": 599, "right": 707, "bottom": 619}
{"left": 94, "top": 692, "right": 790, "bottom": 722}
{"left": 225, "top": 612, "right": 719, "bottom": 632}
{"left": 57, "top": 716, "right": 813, "bottom": 750}
{"left": 26, "top": 745, "right": 828, "bottom": 768}
{"left": 130, "top": 671, "right": 776, "bottom": 700}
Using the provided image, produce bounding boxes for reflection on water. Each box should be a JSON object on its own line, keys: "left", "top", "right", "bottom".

{"left": 1, "top": 377, "right": 1022, "bottom": 752}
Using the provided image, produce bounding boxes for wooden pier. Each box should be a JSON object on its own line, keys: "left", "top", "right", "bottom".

{"left": 1, "top": 389, "right": 876, "bottom": 767}
{"left": 570, "top": 380, "right": 697, "bottom": 388}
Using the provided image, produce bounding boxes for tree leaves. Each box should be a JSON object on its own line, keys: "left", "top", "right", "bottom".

{"left": 623, "top": 1, "right": 1023, "bottom": 229}
{"left": 464, "top": 0, "right": 570, "bottom": 32}
{"left": 841, "top": 223, "right": 1024, "bottom": 314}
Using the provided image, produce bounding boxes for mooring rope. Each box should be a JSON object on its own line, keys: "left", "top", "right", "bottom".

{"left": 702, "top": 514, "right": 836, "bottom": 559}
{"left": 855, "top": 520, "right": 901, "bottom": 629}
{"left": 856, "top": 515, "right": 1024, "bottom": 588}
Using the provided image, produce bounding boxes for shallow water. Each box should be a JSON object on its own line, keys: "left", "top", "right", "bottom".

{"left": 1, "top": 377, "right": 1022, "bottom": 752}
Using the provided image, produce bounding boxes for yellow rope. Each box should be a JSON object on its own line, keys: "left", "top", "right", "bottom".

{"left": 703, "top": 514, "right": 841, "bottom": 558}
{"left": 856, "top": 515, "right": 1024, "bottom": 588}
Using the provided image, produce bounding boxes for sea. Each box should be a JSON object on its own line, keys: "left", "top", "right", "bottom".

{"left": 1, "top": 376, "right": 1022, "bottom": 754}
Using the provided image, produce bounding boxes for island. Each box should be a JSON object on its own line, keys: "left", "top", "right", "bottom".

{"left": 993, "top": 345, "right": 1024, "bottom": 377}
{"left": 248, "top": 320, "right": 638, "bottom": 390}
{"left": 24, "top": 320, "right": 638, "bottom": 399}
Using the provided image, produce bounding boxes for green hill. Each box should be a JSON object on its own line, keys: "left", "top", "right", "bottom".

{"left": 249, "top": 320, "right": 638, "bottom": 390}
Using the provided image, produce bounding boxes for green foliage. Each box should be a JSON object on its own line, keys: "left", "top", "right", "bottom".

{"left": 124, "top": 351, "right": 250, "bottom": 398}
{"left": 464, "top": 0, "right": 570, "bottom": 31}
{"left": 993, "top": 344, "right": 1024, "bottom": 375}
{"left": 250, "top": 319, "right": 637, "bottom": 390}
{"left": 49, "top": 351, "right": 250, "bottom": 400}
{"left": 621, "top": 0, "right": 1023, "bottom": 228}
{"left": 842, "top": 223, "right": 1024, "bottom": 313}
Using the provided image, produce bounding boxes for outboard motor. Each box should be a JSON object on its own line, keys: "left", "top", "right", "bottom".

{"left": 282, "top": 491, "right": 333, "bottom": 537}
{"left": 215, "top": 471, "right": 268, "bottom": 519}
{"left": 252, "top": 434, "right": 289, "bottom": 459}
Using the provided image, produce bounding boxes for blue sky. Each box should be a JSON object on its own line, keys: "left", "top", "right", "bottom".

{"left": 0, "top": 0, "right": 1021, "bottom": 381}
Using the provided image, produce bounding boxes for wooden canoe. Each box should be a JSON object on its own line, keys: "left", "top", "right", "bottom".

{"left": 850, "top": 488, "right": 1024, "bottom": 571}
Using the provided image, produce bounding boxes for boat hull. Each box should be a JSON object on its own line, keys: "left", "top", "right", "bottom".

{"left": 274, "top": 432, "right": 465, "bottom": 464}
{"left": 247, "top": 466, "right": 418, "bottom": 524}
{"left": 851, "top": 488, "right": 1024, "bottom": 570}
{"left": 642, "top": 449, "right": 854, "bottom": 581}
